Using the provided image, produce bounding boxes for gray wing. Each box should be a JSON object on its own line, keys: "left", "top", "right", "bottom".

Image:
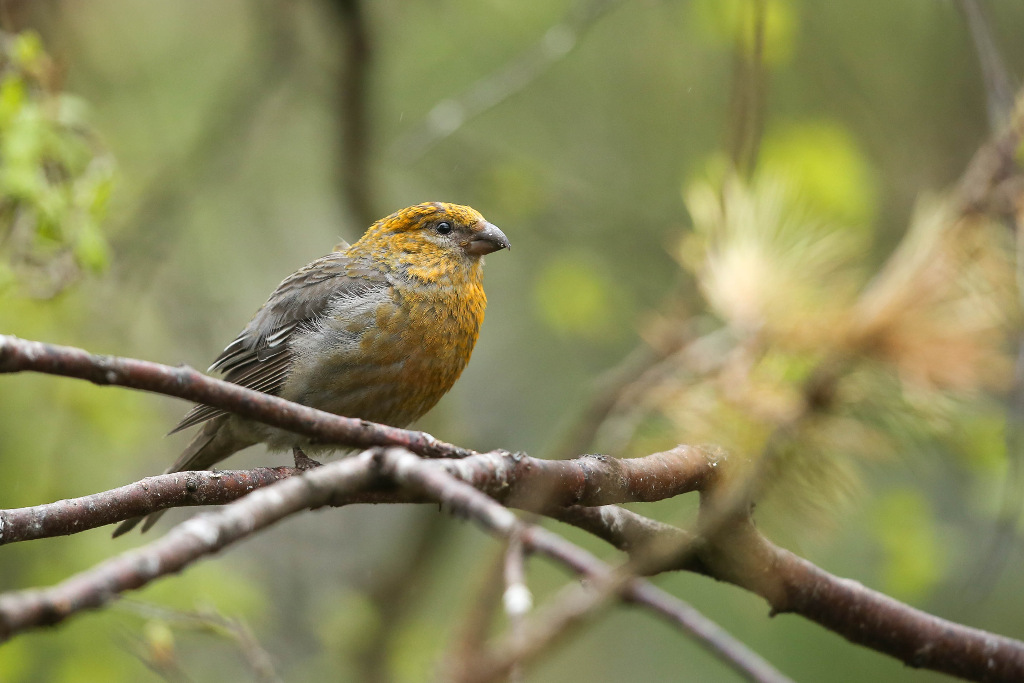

{"left": 170, "top": 251, "right": 388, "bottom": 433}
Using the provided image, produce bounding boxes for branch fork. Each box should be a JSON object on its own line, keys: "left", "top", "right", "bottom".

{"left": 2, "top": 335, "right": 1024, "bottom": 682}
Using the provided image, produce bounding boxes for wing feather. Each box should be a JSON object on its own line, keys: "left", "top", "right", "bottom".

{"left": 169, "top": 251, "right": 389, "bottom": 434}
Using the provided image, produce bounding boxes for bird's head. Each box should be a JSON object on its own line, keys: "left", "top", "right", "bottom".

{"left": 351, "top": 203, "right": 509, "bottom": 276}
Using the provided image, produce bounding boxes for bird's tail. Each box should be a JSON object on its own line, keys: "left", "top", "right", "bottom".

{"left": 113, "top": 416, "right": 252, "bottom": 537}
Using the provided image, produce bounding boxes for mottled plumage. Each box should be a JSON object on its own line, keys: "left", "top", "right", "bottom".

{"left": 115, "top": 202, "right": 508, "bottom": 535}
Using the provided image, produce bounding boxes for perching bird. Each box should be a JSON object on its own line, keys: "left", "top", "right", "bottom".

{"left": 114, "top": 202, "right": 509, "bottom": 535}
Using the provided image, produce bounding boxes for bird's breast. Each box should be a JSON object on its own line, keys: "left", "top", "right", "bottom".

{"left": 282, "top": 275, "right": 487, "bottom": 427}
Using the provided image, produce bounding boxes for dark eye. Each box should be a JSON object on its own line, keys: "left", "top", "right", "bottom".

{"left": 435, "top": 221, "right": 453, "bottom": 235}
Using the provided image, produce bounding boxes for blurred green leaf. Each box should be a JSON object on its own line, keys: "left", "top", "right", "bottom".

{"left": 484, "top": 161, "right": 548, "bottom": 221}
{"left": 759, "top": 121, "right": 877, "bottom": 227}
{"left": 690, "top": 0, "right": 797, "bottom": 66}
{"left": 11, "top": 31, "right": 44, "bottom": 69}
{"left": 392, "top": 614, "right": 451, "bottom": 683}
{"left": 73, "top": 220, "right": 110, "bottom": 272}
{"left": 534, "top": 254, "right": 619, "bottom": 340}
{"left": 0, "top": 73, "right": 26, "bottom": 122}
{"left": 872, "top": 490, "right": 944, "bottom": 600}
{"left": 0, "top": 261, "right": 14, "bottom": 291}
{"left": 0, "top": 30, "right": 115, "bottom": 298}
{"left": 951, "top": 412, "right": 1007, "bottom": 474}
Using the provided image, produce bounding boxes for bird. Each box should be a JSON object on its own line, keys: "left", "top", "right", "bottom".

{"left": 114, "top": 201, "right": 509, "bottom": 535}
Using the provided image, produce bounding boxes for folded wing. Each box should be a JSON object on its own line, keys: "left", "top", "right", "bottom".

{"left": 170, "top": 252, "right": 389, "bottom": 433}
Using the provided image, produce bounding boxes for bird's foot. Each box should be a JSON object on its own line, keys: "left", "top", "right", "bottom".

{"left": 292, "top": 447, "right": 322, "bottom": 470}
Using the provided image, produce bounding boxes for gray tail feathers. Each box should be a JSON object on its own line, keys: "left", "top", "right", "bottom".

{"left": 112, "top": 508, "right": 168, "bottom": 537}
{"left": 113, "top": 416, "right": 251, "bottom": 537}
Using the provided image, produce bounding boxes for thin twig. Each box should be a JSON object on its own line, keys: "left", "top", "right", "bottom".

{"left": 119, "top": 601, "right": 283, "bottom": 683}
{"left": 958, "top": 0, "right": 1016, "bottom": 131}
{"left": 727, "top": 0, "right": 768, "bottom": 177}
{"left": 467, "top": 570, "right": 629, "bottom": 683}
{"left": 956, "top": 88, "right": 1024, "bottom": 216}
{"left": 501, "top": 532, "right": 532, "bottom": 683}
{"left": 393, "top": 0, "right": 623, "bottom": 159}
{"left": 0, "top": 466, "right": 298, "bottom": 544}
{"left": 549, "top": 327, "right": 692, "bottom": 460}
{"left": 441, "top": 547, "right": 508, "bottom": 679}
{"left": 558, "top": 505, "right": 1024, "bottom": 683}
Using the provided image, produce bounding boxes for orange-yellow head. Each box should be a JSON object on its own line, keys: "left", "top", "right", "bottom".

{"left": 348, "top": 202, "right": 509, "bottom": 280}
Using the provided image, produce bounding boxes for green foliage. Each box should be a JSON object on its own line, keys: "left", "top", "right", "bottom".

{"left": 690, "top": 0, "right": 798, "bottom": 66}
{"left": 951, "top": 411, "right": 1007, "bottom": 475}
{"left": 0, "top": 30, "right": 114, "bottom": 298}
{"left": 316, "top": 589, "right": 380, "bottom": 662}
{"left": 872, "top": 490, "right": 945, "bottom": 600}
{"left": 533, "top": 253, "right": 622, "bottom": 341}
{"left": 759, "top": 121, "right": 878, "bottom": 226}
{"left": 483, "top": 160, "right": 549, "bottom": 222}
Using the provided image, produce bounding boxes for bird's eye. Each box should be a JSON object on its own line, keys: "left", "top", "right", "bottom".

{"left": 435, "top": 221, "right": 453, "bottom": 235}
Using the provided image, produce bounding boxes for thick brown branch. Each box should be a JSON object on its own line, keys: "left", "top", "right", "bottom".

{"left": 559, "top": 507, "right": 1024, "bottom": 682}
{"left": 377, "top": 448, "right": 791, "bottom": 683}
{"left": 0, "top": 467, "right": 298, "bottom": 544}
{"left": 0, "top": 446, "right": 721, "bottom": 544}
{"left": 726, "top": 527, "right": 1024, "bottom": 682}
{"left": 1, "top": 438, "right": 1022, "bottom": 681}
{"left": 0, "top": 455, "right": 377, "bottom": 641}
{"left": 3, "top": 336, "right": 1023, "bottom": 680}
{"left": 1, "top": 446, "right": 785, "bottom": 683}
{"left": 0, "top": 335, "right": 474, "bottom": 458}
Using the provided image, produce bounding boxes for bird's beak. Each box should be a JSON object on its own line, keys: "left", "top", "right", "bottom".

{"left": 464, "top": 221, "right": 511, "bottom": 256}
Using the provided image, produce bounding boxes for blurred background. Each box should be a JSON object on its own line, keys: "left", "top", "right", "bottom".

{"left": 2, "top": 0, "right": 1024, "bottom": 681}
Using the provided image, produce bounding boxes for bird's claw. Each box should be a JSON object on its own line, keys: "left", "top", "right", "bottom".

{"left": 292, "top": 447, "right": 322, "bottom": 471}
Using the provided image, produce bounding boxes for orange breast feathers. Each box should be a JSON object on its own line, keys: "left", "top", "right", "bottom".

{"left": 277, "top": 202, "right": 501, "bottom": 429}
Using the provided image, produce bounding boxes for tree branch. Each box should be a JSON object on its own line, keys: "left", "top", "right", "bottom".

{"left": 0, "top": 335, "right": 474, "bottom": 458}
{"left": 0, "top": 446, "right": 787, "bottom": 683}
{"left": 558, "top": 506, "right": 1024, "bottom": 683}
{"left": 0, "top": 466, "right": 298, "bottom": 544}
{"left": 958, "top": 0, "right": 1016, "bottom": 131}
{"left": 0, "top": 454, "right": 378, "bottom": 641}
{"left": 377, "top": 448, "right": 791, "bottom": 683}
{"left": 3, "top": 336, "right": 1024, "bottom": 681}
{"left": 0, "top": 446, "right": 722, "bottom": 544}
{"left": 500, "top": 531, "right": 532, "bottom": 683}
